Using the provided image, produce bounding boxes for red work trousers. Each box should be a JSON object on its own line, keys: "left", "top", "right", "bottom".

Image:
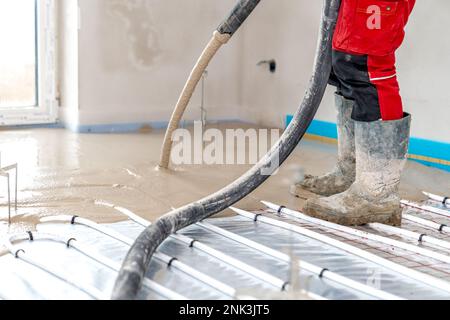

{"left": 330, "top": 0, "right": 416, "bottom": 121}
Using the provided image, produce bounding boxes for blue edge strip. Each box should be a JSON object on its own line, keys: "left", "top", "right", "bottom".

{"left": 287, "top": 115, "right": 450, "bottom": 172}
{"left": 11, "top": 119, "right": 243, "bottom": 133}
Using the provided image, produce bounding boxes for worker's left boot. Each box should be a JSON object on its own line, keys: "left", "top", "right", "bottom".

{"left": 303, "top": 113, "right": 411, "bottom": 226}
{"left": 291, "top": 94, "right": 356, "bottom": 197}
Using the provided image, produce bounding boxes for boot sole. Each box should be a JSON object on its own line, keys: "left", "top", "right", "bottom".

{"left": 290, "top": 184, "right": 348, "bottom": 198}
{"left": 304, "top": 205, "right": 403, "bottom": 227}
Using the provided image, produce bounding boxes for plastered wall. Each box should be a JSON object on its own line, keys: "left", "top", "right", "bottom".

{"left": 60, "top": 0, "right": 245, "bottom": 129}
{"left": 239, "top": 0, "right": 450, "bottom": 143}
{"left": 59, "top": 0, "right": 450, "bottom": 144}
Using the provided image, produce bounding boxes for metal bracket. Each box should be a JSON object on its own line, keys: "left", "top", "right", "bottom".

{"left": 0, "top": 153, "right": 18, "bottom": 225}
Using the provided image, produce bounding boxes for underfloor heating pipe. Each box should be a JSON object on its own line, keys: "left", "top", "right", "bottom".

{"left": 231, "top": 205, "right": 450, "bottom": 294}
{"left": 96, "top": 201, "right": 399, "bottom": 299}
{"left": 423, "top": 192, "right": 450, "bottom": 207}
{"left": 260, "top": 202, "right": 450, "bottom": 264}
{"left": 11, "top": 230, "right": 187, "bottom": 300}
{"left": 41, "top": 216, "right": 252, "bottom": 300}
{"left": 401, "top": 200, "right": 450, "bottom": 218}
{"left": 3, "top": 233, "right": 107, "bottom": 300}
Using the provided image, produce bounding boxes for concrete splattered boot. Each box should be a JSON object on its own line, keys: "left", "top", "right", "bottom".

{"left": 303, "top": 114, "right": 411, "bottom": 226}
{"left": 291, "top": 93, "right": 356, "bottom": 197}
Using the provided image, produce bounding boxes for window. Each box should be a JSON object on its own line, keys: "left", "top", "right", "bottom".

{"left": 0, "top": 0, "right": 57, "bottom": 125}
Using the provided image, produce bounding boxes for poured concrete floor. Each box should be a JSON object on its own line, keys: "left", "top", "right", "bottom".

{"left": 0, "top": 123, "right": 449, "bottom": 237}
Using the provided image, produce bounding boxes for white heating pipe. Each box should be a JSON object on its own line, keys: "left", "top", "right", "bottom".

{"left": 403, "top": 214, "right": 450, "bottom": 234}
{"left": 401, "top": 200, "right": 450, "bottom": 218}
{"left": 423, "top": 192, "right": 450, "bottom": 207}
{"left": 94, "top": 201, "right": 287, "bottom": 290}
{"left": 97, "top": 201, "right": 401, "bottom": 300}
{"left": 367, "top": 223, "right": 450, "bottom": 251}
{"left": 40, "top": 216, "right": 242, "bottom": 299}
{"left": 20, "top": 231, "right": 186, "bottom": 300}
{"left": 231, "top": 206, "right": 450, "bottom": 294}
{"left": 260, "top": 202, "right": 450, "bottom": 264}
{"left": 3, "top": 233, "right": 107, "bottom": 300}
{"left": 172, "top": 233, "right": 287, "bottom": 290}
{"left": 196, "top": 222, "right": 402, "bottom": 300}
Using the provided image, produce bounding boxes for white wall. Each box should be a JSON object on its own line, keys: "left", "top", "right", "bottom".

{"left": 58, "top": 0, "right": 79, "bottom": 131}
{"left": 74, "top": 0, "right": 244, "bottom": 126}
{"left": 238, "top": 0, "right": 333, "bottom": 126}
{"left": 396, "top": 0, "right": 450, "bottom": 142}
{"left": 239, "top": 0, "right": 450, "bottom": 143}
{"left": 59, "top": 0, "right": 450, "bottom": 143}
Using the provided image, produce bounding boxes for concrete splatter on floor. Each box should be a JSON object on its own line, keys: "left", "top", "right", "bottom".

{"left": 0, "top": 124, "right": 449, "bottom": 300}
{"left": 0, "top": 123, "right": 448, "bottom": 236}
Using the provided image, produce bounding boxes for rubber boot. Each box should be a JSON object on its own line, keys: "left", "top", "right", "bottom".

{"left": 291, "top": 93, "right": 356, "bottom": 197}
{"left": 303, "top": 113, "right": 411, "bottom": 226}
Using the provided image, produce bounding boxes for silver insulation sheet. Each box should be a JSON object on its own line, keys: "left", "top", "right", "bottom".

{"left": 0, "top": 212, "right": 448, "bottom": 300}
{"left": 191, "top": 216, "right": 450, "bottom": 300}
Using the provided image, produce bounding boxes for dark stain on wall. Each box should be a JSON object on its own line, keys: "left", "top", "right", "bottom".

{"left": 102, "top": 0, "right": 162, "bottom": 70}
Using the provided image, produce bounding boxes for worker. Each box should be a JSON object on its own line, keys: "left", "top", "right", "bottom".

{"left": 291, "top": 0, "right": 416, "bottom": 226}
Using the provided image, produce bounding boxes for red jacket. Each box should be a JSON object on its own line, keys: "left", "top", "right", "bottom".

{"left": 333, "top": 0, "right": 416, "bottom": 56}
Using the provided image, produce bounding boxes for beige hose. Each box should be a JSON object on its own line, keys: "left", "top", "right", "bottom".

{"left": 159, "top": 31, "right": 231, "bottom": 169}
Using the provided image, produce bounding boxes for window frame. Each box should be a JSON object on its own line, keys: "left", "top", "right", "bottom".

{"left": 0, "top": 0, "right": 57, "bottom": 126}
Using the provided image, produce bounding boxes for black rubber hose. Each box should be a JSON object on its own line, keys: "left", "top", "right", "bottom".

{"left": 217, "top": 0, "right": 261, "bottom": 35}
{"left": 112, "top": 0, "right": 341, "bottom": 300}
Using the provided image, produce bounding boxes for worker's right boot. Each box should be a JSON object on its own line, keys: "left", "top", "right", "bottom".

{"left": 291, "top": 93, "right": 356, "bottom": 197}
